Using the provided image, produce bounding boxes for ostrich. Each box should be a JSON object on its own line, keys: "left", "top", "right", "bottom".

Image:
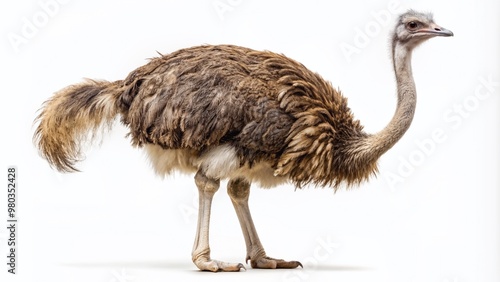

{"left": 34, "top": 10, "right": 452, "bottom": 272}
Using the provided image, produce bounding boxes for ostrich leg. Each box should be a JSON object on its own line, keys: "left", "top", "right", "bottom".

{"left": 227, "top": 178, "right": 302, "bottom": 269}
{"left": 192, "top": 171, "right": 245, "bottom": 272}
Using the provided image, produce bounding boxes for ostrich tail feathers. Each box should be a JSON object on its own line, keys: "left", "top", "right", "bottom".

{"left": 33, "top": 79, "right": 122, "bottom": 172}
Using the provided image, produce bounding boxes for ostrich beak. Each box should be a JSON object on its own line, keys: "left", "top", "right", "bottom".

{"left": 417, "top": 24, "right": 454, "bottom": 37}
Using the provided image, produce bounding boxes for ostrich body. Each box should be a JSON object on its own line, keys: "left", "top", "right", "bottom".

{"left": 34, "top": 11, "right": 452, "bottom": 271}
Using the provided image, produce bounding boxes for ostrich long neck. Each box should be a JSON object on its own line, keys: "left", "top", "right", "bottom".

{"left": 365, "top": 42, "right": 416, "bottom": 159}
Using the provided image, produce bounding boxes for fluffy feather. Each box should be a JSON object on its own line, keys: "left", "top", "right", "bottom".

{"left": 34, "top": 45, "right": 378, "bottom": 189}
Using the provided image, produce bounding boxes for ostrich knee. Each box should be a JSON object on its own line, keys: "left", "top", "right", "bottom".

{"left": 227, "top": 178, "right": 250, "bottom": 203}
{"left": 195, "top": 171, "right": 220, "bottom": 194}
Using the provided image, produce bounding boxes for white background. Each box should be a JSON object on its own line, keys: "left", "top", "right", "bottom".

{"left": 1, "top": 0, "right": 499, "bottom": 281}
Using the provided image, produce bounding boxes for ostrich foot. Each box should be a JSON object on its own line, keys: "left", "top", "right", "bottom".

{"left": 249, "top": 256, "right": 303, "bottom": 269}
{"left": 193, "top": 257, "right": 245, "bottom": 272}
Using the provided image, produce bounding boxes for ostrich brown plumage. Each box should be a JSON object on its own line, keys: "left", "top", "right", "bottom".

{"left": 34, "top": 10, "right": 452, "bottom": 272}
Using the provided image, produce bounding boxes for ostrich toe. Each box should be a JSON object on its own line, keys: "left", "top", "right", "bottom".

{"left": 249, "top": 256, "right": 303, "bottom": 269}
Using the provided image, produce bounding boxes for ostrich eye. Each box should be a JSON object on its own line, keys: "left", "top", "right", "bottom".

{"left": 407, "top": 21, "right": 419, "bottom": 30}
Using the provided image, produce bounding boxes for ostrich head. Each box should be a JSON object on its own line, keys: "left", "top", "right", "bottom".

{"left": 393, "top": 10, "right": 453, "bottom": 50}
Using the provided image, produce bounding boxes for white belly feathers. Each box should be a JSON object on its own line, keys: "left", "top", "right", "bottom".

{"left": 145, "top": 144, "right": 287, "bottom": 188}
